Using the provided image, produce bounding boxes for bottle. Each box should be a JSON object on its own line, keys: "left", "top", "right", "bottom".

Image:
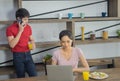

{"left": 102, "top": 30, "right": 108, "bottom": 40}
{"left": 81, "top": 26, "right": 85, "bottom": 41}
{"left": 90, "top": 31, "right": 96, "bottom": 40}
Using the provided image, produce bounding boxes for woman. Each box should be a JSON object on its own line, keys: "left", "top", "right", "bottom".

{"left": 52, "top": 30, "right": 90, "bottom": 73}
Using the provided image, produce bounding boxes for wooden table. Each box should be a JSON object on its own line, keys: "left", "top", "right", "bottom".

{"left": 1, "top": 68, "right": 120, "bottom": 81}
{"left": 75, "top": 68, "right": 120, "bottom": 81}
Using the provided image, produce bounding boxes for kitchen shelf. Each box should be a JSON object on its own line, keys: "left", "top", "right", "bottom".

{"left": 87, "top": 57, "right": 113, "bottom": 66}
{"left": 0, "top": 21, "right": 14, "bottom": 24}
{"left": 0, "top": 44, "right": 10, "bottom": 50}
{"left": 75, "top": 38, "right": 120, "bottom": 45}
{"left": 73, "top": 17, "right": 120, "bottom": 22}
{"left": 0, "top": 17, "right": 120, "bottom": 24}
{"left": 1, "top": 38, "right": 120, "bottom": 50}
{"left": 0, "top": 41, "right": 60, "bottom": 50}
{"left": 29, "top": 17, "right": 120, "bottom": 23}
{"left": 36, "top": 41, "right": 60, "bottom": 48}
{"left": 0, "top": 0, "right": 120, "bottom": 69}
{"left": 0, "top": 0, "right": 120, "bottom": 50}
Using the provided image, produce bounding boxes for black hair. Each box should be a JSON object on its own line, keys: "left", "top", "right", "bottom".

{"left": 15, "top": 8, "right": 30, "bottom": 19}
{"left": 59, "top": 30, "right": 73, "bottom": 40}
{"left": 59, "top": 30, "right": 73, "bottom": 46}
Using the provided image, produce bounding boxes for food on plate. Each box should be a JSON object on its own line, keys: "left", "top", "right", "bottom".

{"left": 89, "top": 72, "right": 108, "bottom": 79}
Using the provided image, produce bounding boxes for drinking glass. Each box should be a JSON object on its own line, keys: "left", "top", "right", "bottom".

{"left": 28, "top": 43, "right": 33, "bottom": 50}
{"left": 68, "top": 13, "right": 73, "bottom": 19}
{"left": 80, "top": 13, "right": 85, "bottom": 19}
{"left": 82, "top": 71, "right": 89, "bottom": 81}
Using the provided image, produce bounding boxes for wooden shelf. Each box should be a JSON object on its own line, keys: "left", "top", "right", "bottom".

{"left": 0, "top": 64, "right": 45, "bottom": 75}
{"left": 36, "top": 41, "right": 60, "bottom": 48}
{"left": 0, "top": 17, "right": 120, "bottom": 24}
{"left": 0, "top": 21, "right": 14, "bottom": 24}
{"left": 29, "top": 17, "right": 120, "bottom": 23}
{"left": 0, "top": 44, "right": 10, "bottom": 50}
{"left": 0, "top": 41, "right": 60, "bottom": 50}
{"left": 87, "top": 57, "right": 113, "bottom": 66}
{"left": 29, "top": 18, "right": 71, "bottom": 23}
{"left": 1, "top": 38, "right": 119, "bottom": 50}
{"left": 75, "top": 38, "right": 120, "bottom": 45}
{"left": 73, "top": 17, "right": 120, "bottom": 22}
{"left": 1, "top": 0, "right": 120, "bottom": 50}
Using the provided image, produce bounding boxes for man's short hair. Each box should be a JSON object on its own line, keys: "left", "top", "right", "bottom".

{"left": 16, "top": 8, "right": 30, "bottom": 19}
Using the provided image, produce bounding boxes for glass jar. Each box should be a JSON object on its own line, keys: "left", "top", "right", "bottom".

{"left": 90, "top": 31, "right": 96, "bottom": 40}
{"left": 102, "top": 31, "right": 108, "bottom": 40}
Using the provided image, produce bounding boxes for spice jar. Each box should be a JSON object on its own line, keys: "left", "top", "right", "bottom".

{"left": 102, "top": 31, "right": 108, "bottom": 40}
{"left": 90, "top": 31, "right": 96, "bottom": 40}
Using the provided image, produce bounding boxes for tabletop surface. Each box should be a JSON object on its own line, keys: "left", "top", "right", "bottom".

{"left": 1, "top": 68, "right": 120, "bottom": 81}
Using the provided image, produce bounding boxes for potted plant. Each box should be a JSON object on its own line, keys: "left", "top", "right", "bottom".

{"left": 42, "top": 54, "right": 52, "bottom": 65}
{"left": 116, "top": 29, "right": 120, "bottom": 38}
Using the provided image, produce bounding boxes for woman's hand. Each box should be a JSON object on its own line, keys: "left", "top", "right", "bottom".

{"left": 72, "top": 67, "right": 90, "bottom": 73}
{"left": 73, "top": 68, "right": 76, "bottom": 72}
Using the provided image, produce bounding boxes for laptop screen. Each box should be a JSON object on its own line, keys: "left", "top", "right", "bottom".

{"left": 47, "top": 65, "right": 74, "bottom": 81}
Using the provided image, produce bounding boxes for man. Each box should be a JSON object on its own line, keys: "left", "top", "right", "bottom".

{"left": 6, "top": 8, "right": 37, "bottom": 78}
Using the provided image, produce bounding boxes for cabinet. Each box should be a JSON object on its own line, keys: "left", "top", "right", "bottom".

{"left": 0, "top": 0, "right": 120, "bottom": 50}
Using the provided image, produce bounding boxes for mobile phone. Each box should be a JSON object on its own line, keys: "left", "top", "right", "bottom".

{"left": 17, "top": 18, "right": 23, "bottom": 24}
{"left": 17, "top": 18, "right": 25, "bottom": 26}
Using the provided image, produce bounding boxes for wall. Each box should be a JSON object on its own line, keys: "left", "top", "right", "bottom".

{"left": 0, "top": 0, "right": 120, "bottom": 67}
{"left": 22, "top": 0, "right": 107, "bottom": 19}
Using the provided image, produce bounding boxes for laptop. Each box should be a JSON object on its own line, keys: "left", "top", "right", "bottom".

{"left": 47, "top": 65, "right": 74, "bottom": 81}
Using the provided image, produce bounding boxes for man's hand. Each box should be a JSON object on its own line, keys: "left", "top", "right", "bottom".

{"left": 18, "top": 22, "right": 26, "bottom": 33}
